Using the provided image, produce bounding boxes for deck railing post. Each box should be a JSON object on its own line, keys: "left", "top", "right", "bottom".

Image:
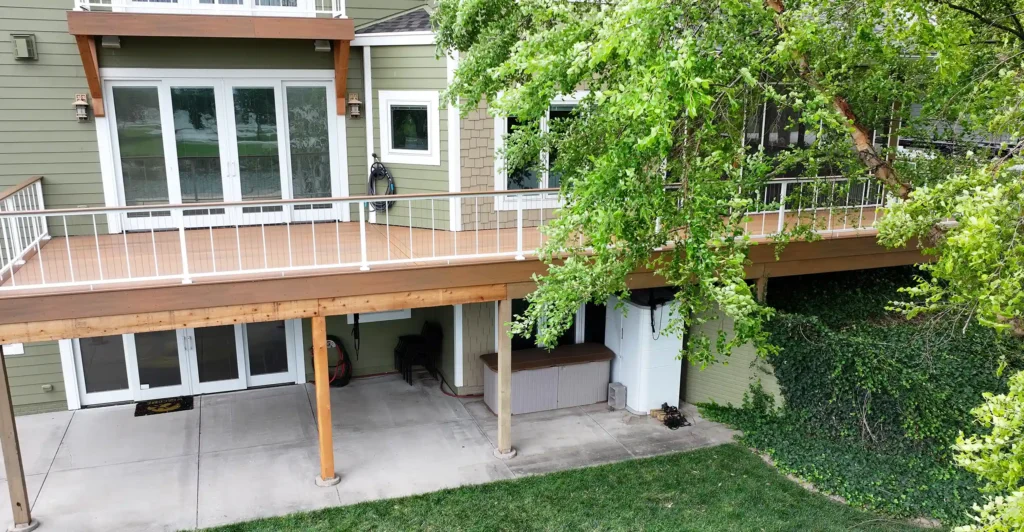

{"left": 515, "top": 197, "right": 524, "bottom": 260}
{"left": 177, "top": 210, "right": 192, "bottom": 284}
{"left": 33, "top": 181, "right": 48, "bottom": 241}
{"left": 358, "top": 201, "right": 369, "bottom": 271}
{"left": 777, "top": 182, "right": 788, "bottom": 235}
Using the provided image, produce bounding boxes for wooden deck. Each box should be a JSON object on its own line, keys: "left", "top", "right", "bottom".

{"left": 1, "top": 209, "right": 882, "bottom": 296}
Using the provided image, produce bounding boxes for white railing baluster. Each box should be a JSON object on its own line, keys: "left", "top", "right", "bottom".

{"left": 335, "top": 215, "right": 342, "bottom": 265}
{"left": 63, "top": 216, "right": 75, "bottom": 283}
{"left": 408, "top": 200, "right": 413, "bottom": 260}
{"left": 385, "top": 203, "right": 391, "bottom": 262}
{"left": 151, "top": 226, "right": 160, "bottom": 278}
{"left": 358, "top": 201, "right": 369, "bottom": 271}
{"left": 777, "top": 182, "right": 787, "bottom": 234}
{"left": 311, "top": 215, "right": 318, "bottom": 267}
{"left": 35, "top": 234, "right": 45, "bottom": 285}
{"left": 122, "top": 226, "right": 132, "bottom": 279}
{"left": 209, "top": 223, "right": 217, "bottom": 273}
{"left": 431, "top": 199, "right": 436, "bottom": 258}
{"left": 234, "top": 223, "right": 241, "bottom": 272}
{"left": 93, "top": 214, "right": 104, "bottom": 282}
{"left": 515, "top": 195, "right": 524, "bottom": 260}
{"left": 176, "top": 211, "right": 190, "bottom": 284}
{"left": 286, "top": 220, "right": 293, "bottom": 268}
{"left": 474, "top": 196, "right": 479, "bottom": 255}
{"left": 261, "top": 222, "right": 268, "bottom": 270}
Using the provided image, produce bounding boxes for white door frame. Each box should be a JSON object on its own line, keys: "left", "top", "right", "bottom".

{"left": 71, "top": 338, "right": 135, "bottom": 406}
{"left": 99, "top": 69, "right": 348, "bottom": 232}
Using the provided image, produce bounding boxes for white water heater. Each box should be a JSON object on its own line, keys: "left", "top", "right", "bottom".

{"left": 604, "top": 295, "right": 683, "bottom": 414}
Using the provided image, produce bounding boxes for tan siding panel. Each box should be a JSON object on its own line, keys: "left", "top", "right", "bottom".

{"left": 684, "top": 311, "right": 782, "bottom": 407}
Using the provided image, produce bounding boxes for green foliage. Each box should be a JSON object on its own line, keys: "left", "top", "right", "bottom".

{"left": 702, "top": 268, "right": 1024, "bottom": 524}
{"left": 953, "top": 370, "right": 1024, "bottom": 532}
{"left": 433, "top": 0, "right": 1024, "bottom": 366}
{"left": 206, "top": 444, "right": 923, "bottom": 532}
{"left": 878, "top": 169, "right": 1024, "bottom": 336}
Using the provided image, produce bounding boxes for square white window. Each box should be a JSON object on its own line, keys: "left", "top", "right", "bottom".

{"left": 379, "top": 90, "right": 441, "bottom": 166}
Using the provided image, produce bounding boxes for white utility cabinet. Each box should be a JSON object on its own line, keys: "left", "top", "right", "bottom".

{"left": 604, "top": 295, "right": 683, "bottom": 414}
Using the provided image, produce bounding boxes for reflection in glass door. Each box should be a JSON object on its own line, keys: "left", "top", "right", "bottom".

{"left": 171, "top": 86, "right": 230, "bottom": 226}
{"left": 186, "top": 325, "right": 247, "bottom": 395}
{"left": 127, "top": 330, "right": 191, "bottom": 401}
{"left": 110, "top": 85, "right": 173, "bottom": 231}
{"left": 74, "top": 336, "right": 133, "bottom": 406}
{"left": 229, "top": 85, "right": 287, "bottom": 224}
{"left": 285, "top": 84, "right": 340, "bottom": 222}
{"left": 243, "top": 321, "right": 293, "bottom": 386}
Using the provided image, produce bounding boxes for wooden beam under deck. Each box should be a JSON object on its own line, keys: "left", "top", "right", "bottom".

{"left": 333, "top": 40, "right": 350, "bottom": 115}
{"left": 0, "top": 236, "right": 923, "bottom": 344}
{"left": 0, "top": 284, "right": 508, "bottom": 345}
{"left": 67, "top": 11, "right": 355, "bottom": 41}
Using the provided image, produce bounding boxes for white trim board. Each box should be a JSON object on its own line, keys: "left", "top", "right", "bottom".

{"left": 447, "top": 51, "right": 462, "bottom": 231}
{"left": 378, "top": 89, "right": 442, "bottom": 166}
{"left": 351, "top": 32, "right": 434, "bottom": 47}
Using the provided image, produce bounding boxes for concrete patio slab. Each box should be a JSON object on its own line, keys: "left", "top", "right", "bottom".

{"left": 0, "top": 411, "right": 71, "bottom": 479}
{"left": 308, "top": 374, "right": 471, "bottom": 433}
{"left": 0, "top": 474, "right": 44, "bottom": 521}
{"left": 199, "top": 386, "right": 317, "bottom": 454}
{"left": 464, "top": 400, "right": 634, "bottom": 476}
{"left": 50, "top": 404, "right": 199, "bottom": 472}
{"left": 0, "top": 378, "right": 738, "bottom": 531}
{"left": 33, "top": 455, "right": 199, "bottom": 532}
{"left": 334, "top": 418, "right": 513, "bottom": 506}
{"left": 579, "top": 403, "right": 737, "bottom": 457}
{"left": 197, "top": 440, "right": 340, "bottom": 528}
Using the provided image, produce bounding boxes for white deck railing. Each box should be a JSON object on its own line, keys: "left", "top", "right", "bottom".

{"left": 0, "top": 178, "right": 884, "bottom": 292}
{"left": 74, "top": 0, "right": 345, "bottom": 19}
{"left": 0, "top": 178, "right": 48, "bottom": 284}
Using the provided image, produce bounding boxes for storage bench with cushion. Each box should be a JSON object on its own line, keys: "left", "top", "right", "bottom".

{"left": 480, "top": 343, "right": 613, "bottom": 415}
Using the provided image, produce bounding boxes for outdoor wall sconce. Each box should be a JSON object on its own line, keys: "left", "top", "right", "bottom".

{"left": 73, "top": 94, "right": 90, "bottom": 121}
{"left": 348, "top": 93, "right": 362, "bottom": 119}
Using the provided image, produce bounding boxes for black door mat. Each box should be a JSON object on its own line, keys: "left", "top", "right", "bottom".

{"left": 134, "top": 396, "right": 194, "bottom": 417}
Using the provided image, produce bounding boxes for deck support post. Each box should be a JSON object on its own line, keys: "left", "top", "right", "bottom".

{"left": 755, "top": 274, "right": 768, "bottom": 303}
{"left": 494, "top": 298, "right": 516, "bottom": 459}
{"left": 0, "top": 346, "right": 38, "bottom": 531}
{"left": 312, "top": 316, "right": 340, "bottom": 486}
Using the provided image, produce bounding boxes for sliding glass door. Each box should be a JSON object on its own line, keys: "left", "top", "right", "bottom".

{"left": 106, "top": 75, "right": 342, "bottom": 230}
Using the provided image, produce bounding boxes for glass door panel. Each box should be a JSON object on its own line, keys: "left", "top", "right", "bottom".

{"left": 111, "top": 85, "right": 174, "bottom": 231}
{"left": 75, "top": 336, "right": 133, "bottom": 405}
{"left": 129, "top": 330, "right": 190, "bottom": 400}
{"left": 285, "top": 83, "right": 339, "bottom": 222}
{"left": 286, "top": 86, "right": 331, "bottom": 200}
{"left": 232, "top": 88, "right": 283, "bottom": 201}
{"left": 172, "top": 88, "right": 225, "bottom": 202}
{"left": 244, "top": 321, "right": 292, "bottom": 386}
{"left": 187, "top": 325, "right": 246, "bottom": 394}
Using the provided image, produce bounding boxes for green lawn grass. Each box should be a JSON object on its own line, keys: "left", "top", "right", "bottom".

{"left": 204, "top": 444, "right": 929, "bottom": 532}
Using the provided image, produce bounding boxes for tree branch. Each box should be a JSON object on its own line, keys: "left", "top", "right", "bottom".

{"left": 935, "top": 0, "right": 1024, "bottom": 41}
{"left": 763, "top": 0, "right": 913, "bottom": 199}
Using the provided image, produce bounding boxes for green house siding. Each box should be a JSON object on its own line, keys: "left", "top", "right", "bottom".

{"left": 300, "top": 306, "right": 454, "bottom": 379}
{"left": 0, "top": 0, "right": 104, "bottom": 236}
{"left": 98, "top": 37, "right": 335, "bottom": 69}
{"left": 348, "top": 0, "right": 429, "bottom": 30}
{"left": 370, "top": 45, "right": 450, "bottom": 230}
{"left": 685, "top": 312, "right": 782, "bottom": 407}
{"left": 9, "top": 341, "right": 68, "bottom": 415}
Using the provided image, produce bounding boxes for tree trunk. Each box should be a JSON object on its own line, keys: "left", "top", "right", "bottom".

{"left": 764, "top": 0, "right": 912, "bottom": 200}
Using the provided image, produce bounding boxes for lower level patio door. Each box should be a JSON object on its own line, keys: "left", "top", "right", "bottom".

{"left": 183, "top": 325, "right": 248, "bottom": 395}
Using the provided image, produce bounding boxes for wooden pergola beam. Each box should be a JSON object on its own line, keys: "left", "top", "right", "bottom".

{"left": 74, "top": 35, "right": 103, "bottom": 118}
{"left": 0, "top": 284, "right": 508, "bottom": 345}
{"left": 333, "top": 40, "right": 350, "bottom": 116}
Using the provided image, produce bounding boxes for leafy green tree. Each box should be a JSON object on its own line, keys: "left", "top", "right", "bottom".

{"left": 434, "top": 0, "right": 1022, "bottom": 365}
{"left": 436, "top": 0, "right": 1024, "bottom": 525}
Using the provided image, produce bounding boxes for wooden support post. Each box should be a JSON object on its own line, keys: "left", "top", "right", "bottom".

{"left": 755, "top": 274, "right": 768, "bottom": 303}
{"left": 311, "top": 316, "right": 340, "bottom": 486}
{"left": 0, "top": 346, "right": 38, "bottom": 531}
{"left": 74, "top": 35, "right": 103, "bottom": 117}
{"left": 333, "top": 40, "right": 350, "bottom": 115}
{"left": 494, "top": 298, "right": 516, "bottom": 459}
